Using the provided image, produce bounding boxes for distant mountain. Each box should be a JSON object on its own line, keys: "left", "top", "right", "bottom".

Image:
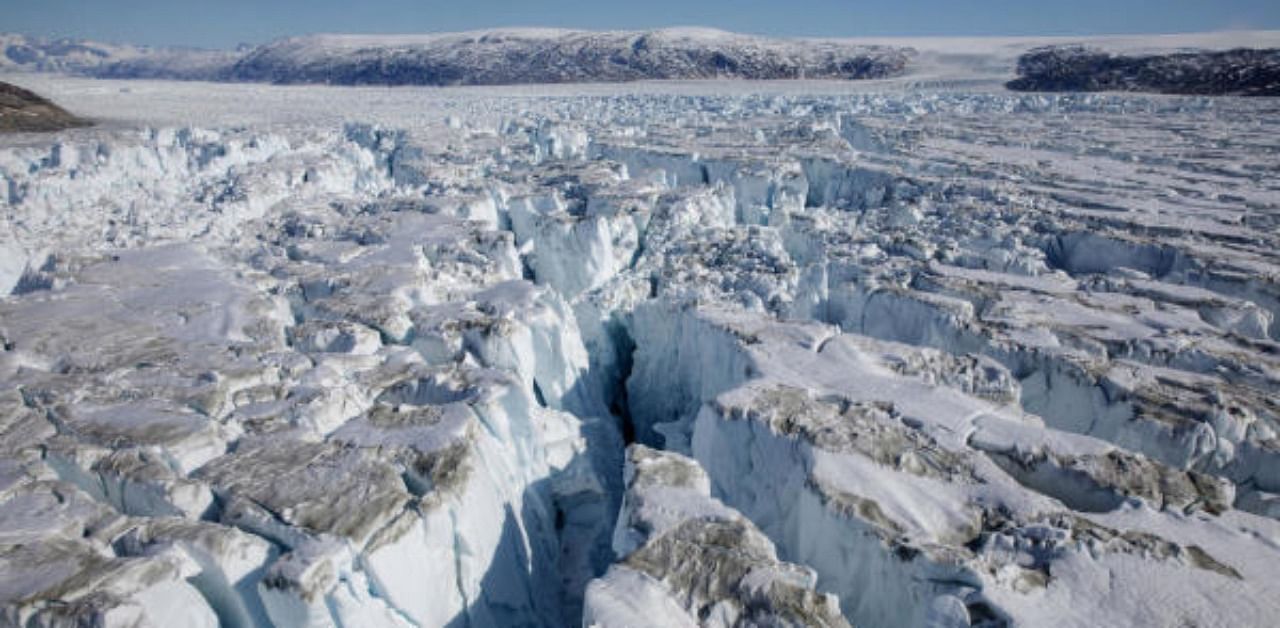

{"left": 226, "top": 28, "right": 912, "bottom": 86}
{"left": 7, "top": 29, "right": 1280, "bottom": 93}
{"left": 0, "top": 33, "right": 238, "bottom": 80}
{"left": 0, "top": 80, "right": 88, "bottom": 131}
{"left": 0, "top": 29, "right": 910, "bottom": 86}
{"left": 1, "top": 34, "right": 115, "bottom": 73}
{"left": 1007, "top": 46, "right": 1280, "bottom": 96}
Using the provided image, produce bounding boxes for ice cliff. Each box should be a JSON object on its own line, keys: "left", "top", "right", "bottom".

{"left": 1, "top": 80, "right": 1279, "bottom": 627}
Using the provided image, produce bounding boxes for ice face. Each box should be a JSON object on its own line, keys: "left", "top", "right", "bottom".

{"left": 584, "top": 445, "right": 849, "bottom": 628}
{"left": 2, "top": 72, "right": 1280, "bottom": 628}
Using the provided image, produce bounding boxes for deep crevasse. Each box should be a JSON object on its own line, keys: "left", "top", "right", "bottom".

{"left": 3, "top": 86, "right": 1280, "bottom": 628}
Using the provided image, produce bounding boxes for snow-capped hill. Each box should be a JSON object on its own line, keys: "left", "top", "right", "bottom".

{"left": 0, "top": 33, "right": 238, "bottom": 80}
{"left": 227, "top": 28, "right": 913, "bottom": 86}
{"left": 1007, "top": 45, "right": 1280, "bottom": 96}
{"left": 0, "top": 33, "right": 121, "bottom": 74}
{"left": 9, "top": 28, "right": 1280, "bottom": 91}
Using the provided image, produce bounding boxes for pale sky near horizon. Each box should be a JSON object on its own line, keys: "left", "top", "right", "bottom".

{"left": 2, "top": 0, "right": 1277, "bottom": 49}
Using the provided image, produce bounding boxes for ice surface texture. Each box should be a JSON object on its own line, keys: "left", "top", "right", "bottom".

{"left": 1, "top": 73, "right": 1279, "bottom": 628}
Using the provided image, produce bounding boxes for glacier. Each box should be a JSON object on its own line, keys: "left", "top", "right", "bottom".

{"left": 2, "top": 48, "right": 1280, "bottom": 628}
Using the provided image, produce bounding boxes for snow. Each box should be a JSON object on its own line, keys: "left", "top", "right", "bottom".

{"left": 6, "top": 28, "right": 1279, "bottom": 91}
{"left": 585, "top": 445, "right": 848, "bottom": 627}
{"left": 223, "top": 27, "right": 910, "bottom": 86}
{"left": 3, "top": 40, "right": 1280, "bottom": 627}
{"left": 583, "top": 566, "right": 699, "bottom": 628}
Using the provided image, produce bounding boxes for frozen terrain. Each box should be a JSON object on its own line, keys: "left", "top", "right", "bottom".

{"left": 2, "top": 43, "right": 1280, "bottom": 628}
{"left": 0, "top": 29, "right": 910, "bottom": 86}
{"left": 227, "top": 29, "right": 910, "bottom": 86}
{"left": 6, "top": 28, "right": 1280, "bottom": 92}
{"left": 0, "top": 33, "right": 242, "bottom": 81}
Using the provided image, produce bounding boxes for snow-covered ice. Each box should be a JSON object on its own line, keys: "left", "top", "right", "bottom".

{"left": 2, "top": 52, "right": 1280, "bottom": 627}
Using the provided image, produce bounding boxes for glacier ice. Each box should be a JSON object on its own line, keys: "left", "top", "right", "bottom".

{"left": 584, "top": 445, "right": 848, "bottom": 627}
{"left": 1, "top": 70, "right": 1280, "bottom": 628}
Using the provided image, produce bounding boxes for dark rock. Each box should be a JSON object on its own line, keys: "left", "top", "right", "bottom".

{"left": 0, "top": 80, "right": 89, "bottom": 132}
{"left": 1007, "top": 45, "right": 1280, "bottom": 96}
{"left": 227, "top": 29, "right": 911, "bottom": 86}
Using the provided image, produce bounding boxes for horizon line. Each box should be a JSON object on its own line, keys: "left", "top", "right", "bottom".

{"left": 6, "top": 25, "right": 1280, "bottom": 52}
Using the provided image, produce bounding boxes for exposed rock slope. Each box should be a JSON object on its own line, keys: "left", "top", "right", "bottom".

{"left": 227, "top": 28, "right": 910, "bottom": 86}
{"left": 1007, "top": 46, "right": 1280, "bottom": 96}
{"left": 0, "top": 80, "right": 87, "bottom": 131}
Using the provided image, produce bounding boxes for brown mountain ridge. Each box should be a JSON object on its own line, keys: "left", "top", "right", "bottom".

{"left": 0, "top": 81, "right": 89, "bottom": 132}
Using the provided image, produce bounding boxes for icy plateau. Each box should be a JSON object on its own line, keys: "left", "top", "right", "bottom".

{"left": 1, "top": 70, "right": 1280, "bottom": 628}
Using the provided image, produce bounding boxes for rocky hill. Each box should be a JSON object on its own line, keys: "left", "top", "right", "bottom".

{"left": 0, "top": 80, "right": 87, "bottom": 131}
{"left": 227, "top": 28, "right": 911, "bottom": 86}
{"left": 1007, "top": 45, "right": 1280, "bottom": 96}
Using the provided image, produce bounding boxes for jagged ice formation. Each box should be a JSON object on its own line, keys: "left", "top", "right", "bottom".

{"left": 1, "top": 75, "right": 1279, "bottom": 628}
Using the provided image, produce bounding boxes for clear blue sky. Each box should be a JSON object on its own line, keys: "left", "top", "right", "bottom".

{"left": 3, "top": 0, "right": 1277, "bottom": 49}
